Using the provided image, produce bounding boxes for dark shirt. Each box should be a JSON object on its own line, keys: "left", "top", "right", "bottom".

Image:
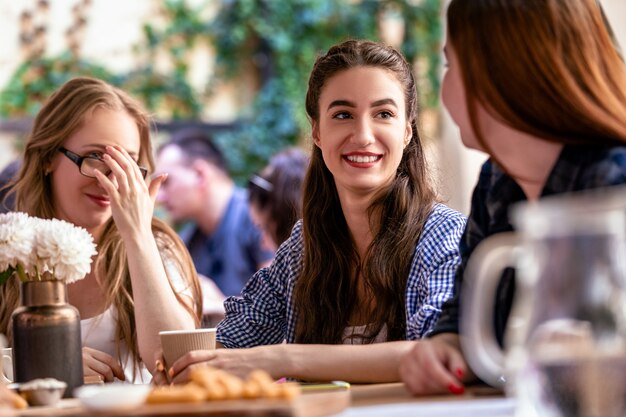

{"left": 430, "top": 145, "right": 626, "bottom": 345}
{"left": 179, "top": 188, "right": 275, "bottom": 297}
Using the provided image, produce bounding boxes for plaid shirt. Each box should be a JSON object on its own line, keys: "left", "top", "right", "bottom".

{"left": 217, "top": 203, "right": 466, "bottom": 347}
{"left": 431, "top": 145, "right": 626, "bottom": 344}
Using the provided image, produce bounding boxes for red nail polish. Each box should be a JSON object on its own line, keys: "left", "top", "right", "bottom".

{"left": 456, "top": 368, "right": 464, "bottom": 379}
{"left": 447, "top": 383, "right": 465, "bottom": 395}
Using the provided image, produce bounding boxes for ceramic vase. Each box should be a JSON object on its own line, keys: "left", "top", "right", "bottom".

{"left": 12, "top": 280, "right": 83, "bottom": 398}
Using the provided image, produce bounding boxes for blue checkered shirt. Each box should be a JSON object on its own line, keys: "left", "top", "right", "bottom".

{"left": 216, "top": 203, "right": 466, "bottom": 347}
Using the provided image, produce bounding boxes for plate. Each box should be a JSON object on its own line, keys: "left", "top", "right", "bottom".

{"left": 74, "top": 383, "right": 151, "bottom": 411}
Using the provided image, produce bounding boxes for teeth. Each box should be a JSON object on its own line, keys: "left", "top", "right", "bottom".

{"left": 346, "top": 155, "right": 378, "bottom": 163}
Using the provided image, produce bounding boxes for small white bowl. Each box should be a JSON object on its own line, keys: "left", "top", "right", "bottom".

{"left": 74, "top": 383, "right": 151, "bottom": 411}
{"left": 17, "top": 378, "right": 67, "bottom": 407}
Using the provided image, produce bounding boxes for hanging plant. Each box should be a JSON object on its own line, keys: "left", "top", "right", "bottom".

{"left": 0, "top": 0, "right": 442, "bottom": 184}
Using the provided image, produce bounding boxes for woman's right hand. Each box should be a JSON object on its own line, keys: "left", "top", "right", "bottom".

{"left": 399, "top": 333, "right": 468, "bottom": 395}
{"left": 83, "top": 347, "right": 126, "bottom": 383}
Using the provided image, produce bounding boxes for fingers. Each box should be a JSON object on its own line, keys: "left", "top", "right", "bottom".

{"left": 106, "top": 145, "right": 145, "bottom": 182}
{"left": 429, "top": 348, "right": 465, "bottom": 394}
{"left": 82, "top": 347, "right": 126, "bottom": 382}
{"left": 97, "top": 145, "right": 146, "bottom": 196}
{"left": 400, "top": 343, "right": 438, "bottom": 394}
{"left": 94, "top": 144, "right": 156, "bottom": 234}
{"left": 152, "top": 371, "right": 168, "bottom": 386}
{"left": 94, "top": 169, "right": 117, "bottom": 198}
{"left": 400, "top": 340, "right": 465, "bottom": 395}
{"left": 102, "top": 153, "right": 131, "bottom": 195}
{"left": 102, "top": 145, "right": 138, "bottom": 194}
{"left": 148, "top": 173, "right": 168, "bottom": 202}
{"left": 170, "top": 363, "right": 202, "bottom": 384}
{"left": 446, "top": 347, "right": 469, "bottom": 383}
{"left": 153, "top": 359, "right": 171, "bottom": 386}
{"left": 169, "top": 350, "right": 218, "bottom": 382}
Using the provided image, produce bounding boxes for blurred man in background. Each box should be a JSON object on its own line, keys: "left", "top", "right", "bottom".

{"left": 155, "top": 129, "right": 274, "bottom": 300}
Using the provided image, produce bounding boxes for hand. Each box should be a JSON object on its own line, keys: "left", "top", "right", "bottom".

{"left": 168, "top": 347, "right": 277, "bottom": 384}
{"left": 94, "top": 145, "right": 167, "bottom": 238}
{"left": 152, "top": 351, "right": 170, "bottom": 386}
{"left": 83, "top": 347, "right": 126, "bottom": 383}
{"left": 399, "top": 333, "right": 468, "bottom": 395}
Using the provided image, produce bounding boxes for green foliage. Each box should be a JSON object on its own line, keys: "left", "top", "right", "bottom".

{"left": 0, "top": 1, "right": 208, "bottom": 120}
{"left": 208, "top": 0, "right": 442, "bottom": 181}
{"left": 0, "top": 53, "right": 119, "bottom": 117}
{"left": 0, "top": 0, "right": 442, "bottom": 183}
{"left": 129, "top": 0, "right": 209, "bottom": 118}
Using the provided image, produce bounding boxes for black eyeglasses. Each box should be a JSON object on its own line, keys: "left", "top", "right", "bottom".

{"left": 58, "top": 147, "right": 148, "bottom": 179}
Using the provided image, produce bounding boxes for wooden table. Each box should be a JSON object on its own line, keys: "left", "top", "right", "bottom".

{"left": 15, "top": 383, "right": 514, "bottom": 417}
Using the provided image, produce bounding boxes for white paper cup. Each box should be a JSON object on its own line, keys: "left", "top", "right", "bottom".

{"left": 159, "top": 329, "right": 216, "bottom": 369}
{"left": 1, "top": 347, "right": 12, "bottom": 383}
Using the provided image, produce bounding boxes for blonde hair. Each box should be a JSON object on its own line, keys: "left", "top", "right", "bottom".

{"left": 0, "top": 77, "right": 202, "bottom": 374}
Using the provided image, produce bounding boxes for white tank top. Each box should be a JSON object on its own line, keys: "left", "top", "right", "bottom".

{"left": 81, "top": 306, "right": 152, "bottom": 383}
{"left": 79, "top": 252, "right": 195, "bottom": 383}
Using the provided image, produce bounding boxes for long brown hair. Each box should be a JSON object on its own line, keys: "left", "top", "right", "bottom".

{"left": 0, "top": 77, "right": 202, "bottom": 370}
{"left": 447, "top": 0, "right": 626, "bottom": 152}
{"left": 294, "top": 40, "right": 437, "bottom": 344}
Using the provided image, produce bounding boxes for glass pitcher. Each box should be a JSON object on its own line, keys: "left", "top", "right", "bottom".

{"left": 460, "top": 186, "right": 626, "bottom": 417}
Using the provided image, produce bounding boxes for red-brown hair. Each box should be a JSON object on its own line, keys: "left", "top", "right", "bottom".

{"left": 447, "top": 0, "right": 626, "bottom": 152}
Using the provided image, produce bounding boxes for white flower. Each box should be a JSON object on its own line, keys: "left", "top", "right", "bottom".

{"left": 35, "top": 219, "right": 97, "bottom": 284}
{"left": 0, "top": 213, "right": 97, "bottom": 284}
{"left": 0, "top": 212, "right": 37, "bottom": 273}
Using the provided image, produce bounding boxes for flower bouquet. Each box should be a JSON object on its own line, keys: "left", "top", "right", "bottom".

{"left": 0, "top": 212, "right": 97, "bottom": 285}
{"left": 1, "top": 212, "right": 95, "bottom": 394}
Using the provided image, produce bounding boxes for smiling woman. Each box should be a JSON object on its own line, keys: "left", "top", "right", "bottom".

{"left": 154, "top": 40, "right": 466, "bottom": 386}
{"left": 0, "top": 77, "right": 202, "bottom": 384}
{"left": 314, "top": 66, "right": 411, "bottom": 197}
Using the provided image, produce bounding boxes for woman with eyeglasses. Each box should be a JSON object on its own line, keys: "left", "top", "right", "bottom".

{"left": 0, "top": 77, "right": 202, "bottom": 383}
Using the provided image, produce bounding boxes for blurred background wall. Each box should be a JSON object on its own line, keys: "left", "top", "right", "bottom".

{"left": 0, "top": 0, "right": 624, "bottom": 214}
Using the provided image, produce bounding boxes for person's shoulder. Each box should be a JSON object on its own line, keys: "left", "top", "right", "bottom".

{"left": 230, "top": 187, "right": 250, "bottom": 210}
{"left": 593, "top": 145, "right": 626, "bottom": 170}
{"left": 477, "top": 158, "right": 497, "bottom": 178}
{"left": 570, "top": 145, "right": 626, "bottom": 187}
{"left": 272, "top": 220, "right": 305, "bottom": 264}
{"left": 424, "top": 203, "right": 467, "bottom": 230}
{"left": 418, "top": 203, "right": 466, "bottom": 247}
{"left": 465, "top": 158, "right": 502, "bottom": 197}
{"left": 280, "top": 219, "right": 304, "bottom": 252}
